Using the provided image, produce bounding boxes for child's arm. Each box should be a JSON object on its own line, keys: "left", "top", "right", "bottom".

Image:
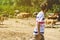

{"left": 37, "top": 22, "right": 40, "bottom": 34}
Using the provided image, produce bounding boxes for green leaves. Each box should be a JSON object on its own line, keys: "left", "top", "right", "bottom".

{"left": 0, "top": 0, "right": 60, "bottom": 16}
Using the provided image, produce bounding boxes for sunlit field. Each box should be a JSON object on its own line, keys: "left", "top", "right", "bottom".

{"left": 0, "top": 18, "right": 60, "bottom": 40}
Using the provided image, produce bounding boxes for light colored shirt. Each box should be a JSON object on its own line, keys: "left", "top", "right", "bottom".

{"left": 34, "top": 11, "right": 45, "bottom": 33}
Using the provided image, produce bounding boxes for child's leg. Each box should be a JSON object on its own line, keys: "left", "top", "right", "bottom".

{"left": 36, "top": 32, "right": 44, "bottom": 40}
{"left": 40, "top": 32, "right": 44, "bottom": 40}
{"left": 33, "top": 32, "right": 44, "bottom": 40}
{"left": 33, "top": 34, "right": 44, "bottom": 40}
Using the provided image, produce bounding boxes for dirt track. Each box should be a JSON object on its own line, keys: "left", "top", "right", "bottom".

{"left": 0, "top": 18, "right": 60, "bottom": 40}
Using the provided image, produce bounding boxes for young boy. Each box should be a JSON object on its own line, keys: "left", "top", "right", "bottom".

{"left": 33, "top": 4, "right": 48, "bottom": 40}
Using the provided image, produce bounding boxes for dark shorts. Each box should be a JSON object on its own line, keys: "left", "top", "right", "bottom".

{"left": 40, "top": 32, "right": 44, "bottom": 35}
{"left": 34, "top": 31, "right": 44, "bottom": 35}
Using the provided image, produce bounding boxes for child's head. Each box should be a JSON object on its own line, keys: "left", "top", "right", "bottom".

{"left": 40, "top": 3, "right": 48, "bottom": 13}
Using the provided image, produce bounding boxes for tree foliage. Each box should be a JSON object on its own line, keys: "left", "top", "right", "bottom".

{"left": 0, "top": 0, "right": 60, "bottom": 16}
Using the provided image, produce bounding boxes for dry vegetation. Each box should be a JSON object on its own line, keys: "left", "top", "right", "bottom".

{"left": 0, "top": 18, "right": 60, "bottom": 40}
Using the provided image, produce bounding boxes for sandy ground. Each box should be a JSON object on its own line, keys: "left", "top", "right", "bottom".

{"left": 0, "top": 18, "right": 60, "bottom": 40}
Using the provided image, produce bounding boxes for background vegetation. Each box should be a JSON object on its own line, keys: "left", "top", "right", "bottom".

{"left": 0, "top": 0, "right": 60, "bottom": 17}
